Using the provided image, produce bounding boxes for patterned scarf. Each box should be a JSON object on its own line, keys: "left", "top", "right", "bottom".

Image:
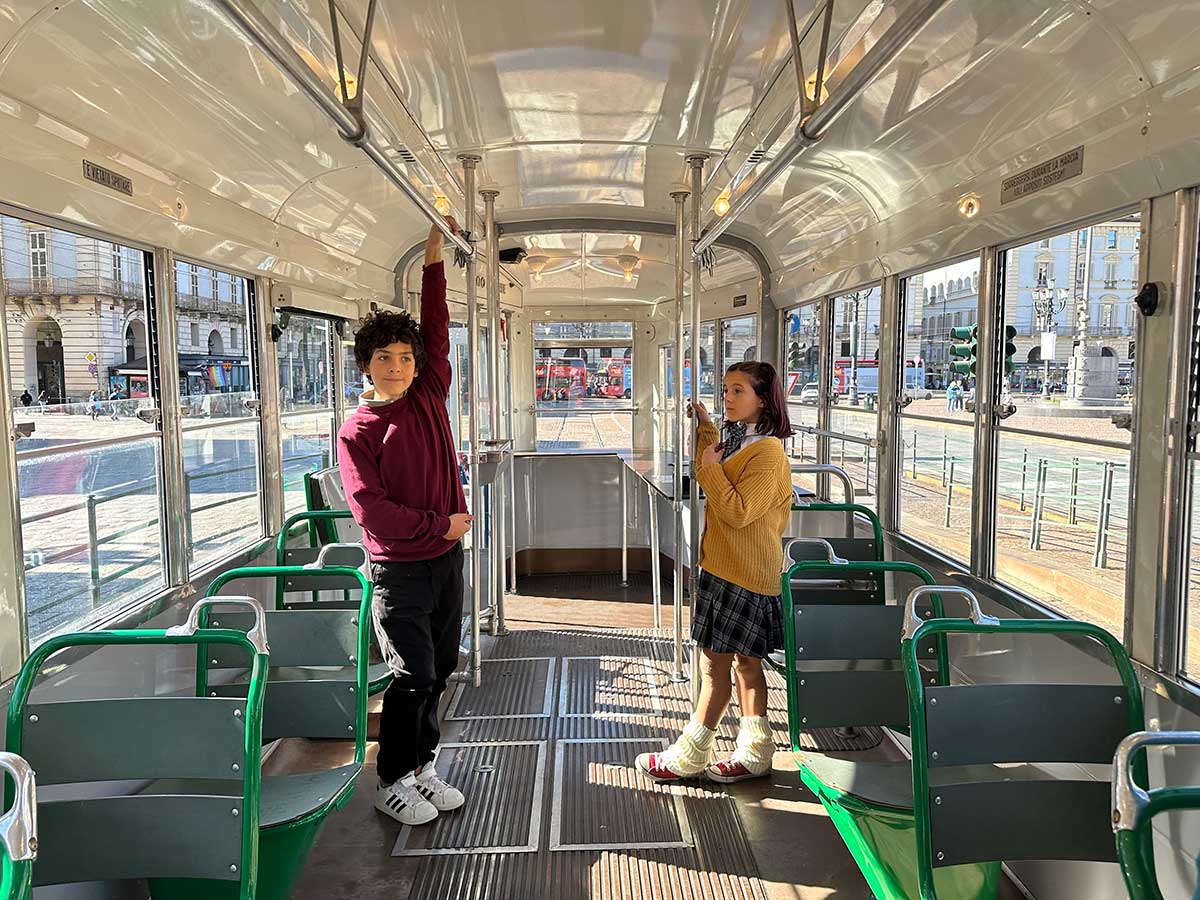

{"left": 720, "top": 420, "right": 749, "bottom": 460}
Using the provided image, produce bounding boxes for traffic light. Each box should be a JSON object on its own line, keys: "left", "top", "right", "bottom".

{"left": 1003, "top": 325, "right": 1017, "bottom": 375}
{"left": 788, "top": 341, "right": 803, "bottom": 370}
{"left": 949, "top": 324, "right": 977, "bottom": 375}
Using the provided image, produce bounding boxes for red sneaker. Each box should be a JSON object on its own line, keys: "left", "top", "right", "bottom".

{"left": 635, "top": 751, "right": 699, "bottom": 783}
{"left": 705, "top": 759, "right": 768, "bottom": 783}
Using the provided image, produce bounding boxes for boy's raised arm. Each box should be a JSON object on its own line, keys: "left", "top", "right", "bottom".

{"left": 420, "top": 218, "right": 457, "bottom": 393}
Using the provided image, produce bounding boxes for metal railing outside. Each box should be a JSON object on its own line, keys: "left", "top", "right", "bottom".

{"left": 3, "top": 276, "right": 143, "bottom": 300}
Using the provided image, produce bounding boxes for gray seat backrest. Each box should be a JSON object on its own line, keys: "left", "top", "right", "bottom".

{"left": 309, "top": 466, "right": 363, "bottom": 543}
{"left": 24, "top": 694, "right": 250, "bottom": 886}
{"left": 923, "top": 681, "right": 1131, "bottom": 868}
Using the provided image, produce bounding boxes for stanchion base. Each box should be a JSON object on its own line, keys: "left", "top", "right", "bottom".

{"left": 668, "top": 672, "right": 690, "bottom": 683}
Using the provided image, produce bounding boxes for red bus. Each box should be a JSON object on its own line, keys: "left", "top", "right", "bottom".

{"left": 535, "top": 357, "right": 586, "bottom": 401}
{"left": 592, "top": 359, "right": 632, "bottom": 399}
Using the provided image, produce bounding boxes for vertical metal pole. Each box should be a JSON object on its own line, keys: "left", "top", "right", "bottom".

{"left": 669, "top": 186, "right": 690, "bottom": 684}
{"left": 876, "top": 273, "right": 902, "bottom": 531}
{"left": 649, "top": 480, "right": 661, "bottom": 628}
{"left": 971, "top": 245, "right": 1002, "bottom": 579}
{"left": 941, "top": 436, "right": 948, "bottom": 487}
{"left": 482, "top": 188, "right": 507, "bottom": 635}
{"left": 0, "top": 260, "right": 30, "bottom": 671}
{"left": 86, "top": 494, "right": 101, "bottom": 608}
{"left": 816, "top": 297, "right": 833, "bottom": 500}
{"left": 1095, "top": 461, "right": 1115, "bottom": 568}
{"left": 151, "top": 248, "right": 189, "bottom": 587}
{"left": 509, "top": 458, "right": 518, "bottom": 595}
{"left": 687, "top": 154, "right": 708, "bottom": 703}
{"left": 619, "top": 462, "right": 629, "bottom": 586}
{"left": 460, "top": 154, "right": 483, "bottom": 687}
{"left": 911, "top": 432, "right": 918, "bottom": 479}
{"left": 254, "top": 276, "right": 284, "bottom": 539}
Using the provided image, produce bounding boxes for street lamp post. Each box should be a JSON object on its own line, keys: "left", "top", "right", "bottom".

{"left": 847, "top": 290, "right": 866, "bottom": 405}
{"left": 1031, "top": 277, "right": 1069, "bottom": 400}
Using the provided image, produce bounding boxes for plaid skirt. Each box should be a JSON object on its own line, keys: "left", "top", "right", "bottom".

{"left": 691, "top": 570, "right": 784, "bottom": 658}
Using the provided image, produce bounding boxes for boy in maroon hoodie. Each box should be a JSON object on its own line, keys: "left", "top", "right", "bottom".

{"left": 338, "top": 218, "right": 473, "bottom": 827}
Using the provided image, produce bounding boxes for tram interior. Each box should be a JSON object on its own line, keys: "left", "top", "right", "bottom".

{"left": 2, "top": 1, "right": 1200, "bottom": 899}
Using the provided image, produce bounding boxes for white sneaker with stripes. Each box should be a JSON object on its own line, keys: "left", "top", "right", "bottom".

{"left": 414, "top": 765, "right": 465, "bottom": 811}
{"left": 375, "top": 774, "right": 438, "bottom": 826}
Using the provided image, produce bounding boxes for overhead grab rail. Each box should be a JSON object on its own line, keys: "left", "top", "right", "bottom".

{"left": 212, "top": 0, "right": 474, "bottom": 259}
{"left": 694, "top": 0, "right": 949, "bottom": 259}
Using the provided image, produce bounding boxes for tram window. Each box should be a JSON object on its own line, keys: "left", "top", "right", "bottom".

{"left": 995, "top": 212, "right": 1138, "bottom": 637}
{"left": 783, "top": 302, "right": 821, "bottom": 493}
{"left": 681, "top": 322, "right": 717, "bottom": 412}
{"left": 277, "top": 312, "right": 333, "bottom": 514}
{"left": 177, "top": 262, "right": 262, "bottom": 572}
{"left": 2, "top": 214, "right": 165, "bottom": 641}
{"left": 827, "top": 287, "right": 881, "bottom": 510}
{"left": 898, "top": 262, "right": 978, "bottom": 562}
{"left": 535, "top": 322, "right": 632, "bottom": 453}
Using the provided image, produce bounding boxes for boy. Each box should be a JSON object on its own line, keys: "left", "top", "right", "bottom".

{"left": 338, "top": 218, "right": 473, "bottom": 827}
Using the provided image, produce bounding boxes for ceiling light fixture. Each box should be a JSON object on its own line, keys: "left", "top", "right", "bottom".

{"left": 617, "top": 236, "right": 640, "bottom": 283}
{"left": 433, "top": 194, "right": 451, "bottom": 216}
{"left": 957, "top": 192, "right": 982, "bottom": 219}
{"left": 713, "top": 192, "right": 731, "bottom": 216}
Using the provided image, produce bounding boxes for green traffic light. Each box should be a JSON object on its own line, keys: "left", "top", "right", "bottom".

{"left": 949, "top": 325, "right": 975, "bottom": 340}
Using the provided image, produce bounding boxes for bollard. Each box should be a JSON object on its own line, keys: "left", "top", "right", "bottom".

{"left": 911, "top": 431, "right": 918, "bottom": 479}
{"left": 1019, "top": 448, "right": 1029, "bottom": 512}
{"left": 1093, "top": 462, "right": 1115, "bottom": 568}
{"left": 944, "top": 459, "right": 955, "bottom": 528}
{"left": 1029, "top": 458, "right": 1048, "bottom": 550}
{"left": 1068, "top": 457, "right": 1079, "bottom": 525}
{"left": 941, "top": 436, "right": 948, "bottom": 488}
{"left": 86, "top": 493, "right": 101, "bottom": 608}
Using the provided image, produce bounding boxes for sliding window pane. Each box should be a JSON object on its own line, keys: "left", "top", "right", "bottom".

{"left": 827, "top": 288, "right": 880, "bottom": 507}
{"left": 997, "top": 215, "right": 1137, "bottom": 636}
{"left": 277, "top": 313, "right": 333, "bottom": 513}
{"left": 898, "top": 263, "right": 979, "bottom": 561}
{"left": 176, "top": 262, "right": 260, "bottom": 570}
{"left": 3, "top": 215, "right": 165, "bottom": 640}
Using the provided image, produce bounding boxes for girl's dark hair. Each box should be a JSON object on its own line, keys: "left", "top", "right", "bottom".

{"left": 726, "top": 361, "right": 794, "bottom": 438}
{"left": 353, "top": 309, "right": 426, "bottom": 374}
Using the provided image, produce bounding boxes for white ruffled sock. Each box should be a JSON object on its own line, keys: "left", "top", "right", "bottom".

{"left": 662, "top": 717, "right": 717, "bottom": 775}
{"left": 729, "top": 715, "right": 774, "bottom": 774}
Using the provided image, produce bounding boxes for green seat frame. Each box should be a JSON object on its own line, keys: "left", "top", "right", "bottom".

{"left": 5, "top": 627, "right": 268, "bottom": 900}
{"left": 274, "top": 510, "right": 391, "bottom": 695}
{"left": 155, "top": 564, "right": 373, "bottom": 900}
{"left": 1112, "top": 730, "right": 1200, "bottom": 900}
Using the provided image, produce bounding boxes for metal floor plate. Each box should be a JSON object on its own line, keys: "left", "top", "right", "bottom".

{"left": 550, "top": 737, "right": 693, "bottom": 851}
{"left": 445, "top": 656, "right": 556, "bottom": 719}
{"left": 392, "top": 741, "right": 546, "bottom": 856}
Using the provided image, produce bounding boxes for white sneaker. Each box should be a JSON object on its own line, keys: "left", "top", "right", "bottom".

{"left": 414, "top": 765, "right": 465, "bottom": 811}
{"left": 375, "top": 774, "right": 438, "bottom": 826}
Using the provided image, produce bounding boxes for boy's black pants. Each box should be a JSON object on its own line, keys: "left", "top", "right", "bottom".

{"left": 370, "top": 543, "right": 463, "bottom": 784}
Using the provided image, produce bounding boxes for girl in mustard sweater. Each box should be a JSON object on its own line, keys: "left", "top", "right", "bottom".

{"left": 637, "top": 361, "right": 794, "bottom": 784}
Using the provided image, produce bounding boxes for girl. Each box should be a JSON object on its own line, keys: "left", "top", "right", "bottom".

{"left": 636, "top": 361, "right": 795, "bottom": 783}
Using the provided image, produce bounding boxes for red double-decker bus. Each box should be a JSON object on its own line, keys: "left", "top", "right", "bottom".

{"left": 534, "top": 357, "right": 586, "bottom": 401}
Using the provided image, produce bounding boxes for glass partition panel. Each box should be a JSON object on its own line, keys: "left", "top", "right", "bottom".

{"left": 997, "top": 215, "right": 1138, "bottom": 637}
{"left": 898, "top": 262, "right": 979, "bottom": 561}
{"left": 535, "top": 327, "right": 632, "bottom": 452}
